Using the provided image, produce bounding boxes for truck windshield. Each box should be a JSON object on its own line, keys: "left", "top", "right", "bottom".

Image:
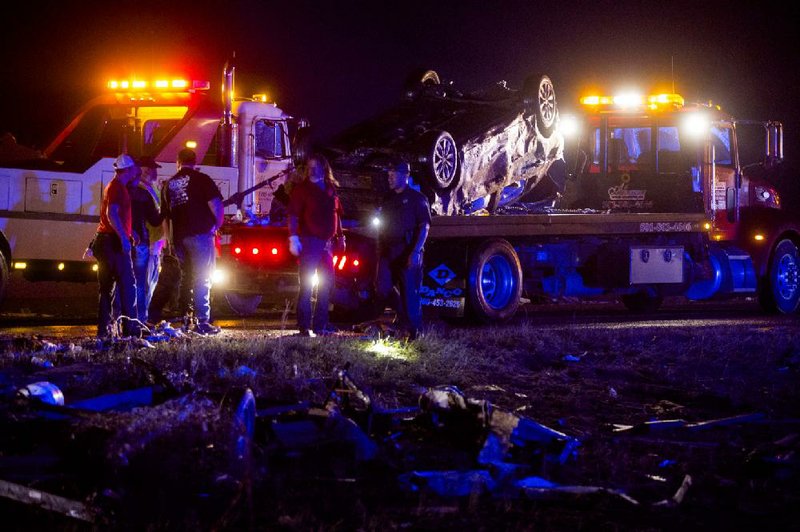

{"left": 48, "top": 104, "right": 186, "bottom": 171}
{"left": 590, "top": 125, "right": 694, "bottom": 175}
{"left": 254, "top": 120, "right": 287, "bottom": 159}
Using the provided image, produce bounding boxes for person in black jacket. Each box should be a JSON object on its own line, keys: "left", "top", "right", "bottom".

{"left": 375, "top": 159, "right": 431, "bottom": 340}
{"left": 128, "top": 156, "right": 164, "bottom": 324}
{"left": 161, "top": 148, "right": 224, "bottom": 335}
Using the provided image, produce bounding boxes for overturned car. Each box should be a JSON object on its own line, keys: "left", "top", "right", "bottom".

{"left": 321, "top": 70, "right": 566, "bottom": 218}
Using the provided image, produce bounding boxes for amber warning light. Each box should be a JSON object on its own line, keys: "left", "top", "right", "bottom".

{"left": 107, "top": 78, "right": 210, "bottom": 92}
{"left": 580, "top": 92, "right": 684, "bottom": 111}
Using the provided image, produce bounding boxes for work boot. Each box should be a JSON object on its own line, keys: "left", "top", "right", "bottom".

{"left": 193, "top": 321, "right": 221, "bottom": 335}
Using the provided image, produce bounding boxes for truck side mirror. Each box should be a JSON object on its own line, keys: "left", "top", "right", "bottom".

{"left": 292, "top": 121, "right": 313, "bottom": 166}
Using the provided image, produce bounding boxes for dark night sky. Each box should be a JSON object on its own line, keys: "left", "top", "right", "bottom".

{"left": 2, "top": 0, "right": 800, "bottom": 162}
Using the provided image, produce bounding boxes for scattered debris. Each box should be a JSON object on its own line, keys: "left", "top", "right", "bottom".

{"left": 0, "top": 478, "right": 100, "bottom": 523}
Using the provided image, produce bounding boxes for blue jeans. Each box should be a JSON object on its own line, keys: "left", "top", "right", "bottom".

{"left": 131, "top": 244, "right": 151, "bottom": 323}
{"left": 146, "top": 247, "right": 162, "bottom": 312}
{"left": 94, "top": 233, "right": 137, "bottom": 337}
{"left": 376, "top": 251, "right": 423, "bottom": 337}
{"left": 175, "top": 233, "right": 216, "bottom": 323}
{"left": 296, "top": 236, "right": 334, "bottom": 332}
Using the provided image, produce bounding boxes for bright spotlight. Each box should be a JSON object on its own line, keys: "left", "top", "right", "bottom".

{"left": 559, "top": 114, "right": 580, "bottom": 138}
{"left": 211, "top": 268, "right": 227, "bottom": 285}
{"left": 683, "top": 113, "right": 709, "bottom": 138}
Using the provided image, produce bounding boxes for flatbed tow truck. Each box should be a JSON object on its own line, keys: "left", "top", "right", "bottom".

{"left": 220, "top": 83, "right": 799, "bottom": 323}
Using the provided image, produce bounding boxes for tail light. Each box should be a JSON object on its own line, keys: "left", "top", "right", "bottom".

{"left": 333, "top": 254, "right": 361, "bottom": 273}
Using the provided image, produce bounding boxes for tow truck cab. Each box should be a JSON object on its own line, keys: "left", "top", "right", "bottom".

{"left": 0, "top": 64, "right": 300, "bottom": 301}
{"left": 562, "top": 91, "right": 799, "bottom": 312}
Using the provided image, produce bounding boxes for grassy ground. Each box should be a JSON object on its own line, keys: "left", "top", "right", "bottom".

{"left": 1, "top": 313, "right": 799, "bottom": 530}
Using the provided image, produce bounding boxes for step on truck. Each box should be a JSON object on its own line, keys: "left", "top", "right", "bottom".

{"left": 0, "top": 60, "right": 306, "bottom": 307}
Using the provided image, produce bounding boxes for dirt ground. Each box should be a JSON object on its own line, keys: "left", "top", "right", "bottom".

{"left": 1, "top": 288, "right": 799, "bottom": 530}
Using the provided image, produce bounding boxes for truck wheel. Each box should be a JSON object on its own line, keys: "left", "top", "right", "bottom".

{"left": 522, "top": 74, "right": 557, "bottom": 137}
{"left": 759, "top": 238, "right": 800, "bottom": 314}
{"left": 224, "top": 292, "right": 263, "bottom": 316}
{"left": 420, "top": 130, "right": 459, "bottom": 191}
{"left": 0, "top": 251, "right": 8, "bottom": 306}
{"left": 621, "top": 287, "right": 663, "bottom": 313}
{"left": 466, "top": 239, "right": 522, "bottom": 322}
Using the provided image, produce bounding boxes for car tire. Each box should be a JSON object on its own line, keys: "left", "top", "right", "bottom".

{"left": 522, "top": 74, "right": 557, "bottom": 137}
{"left": 466, "top": 239, "right": 522, "bottom": 322}
{"left": 758, "top": 238, "right": 800, "bottom": 314}
{"left": 223, "top": 292, "right": 263, "bottom": 316}
{"left": 421, "top": 130, "right": 459, "bottom": 191}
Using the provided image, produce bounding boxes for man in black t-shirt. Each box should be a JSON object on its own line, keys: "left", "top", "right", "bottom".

{"left": 161, "top": 148, "right": 224, "bottom": 334}
{"left": 375, "top": 159, "right": 431, "bottom": 340}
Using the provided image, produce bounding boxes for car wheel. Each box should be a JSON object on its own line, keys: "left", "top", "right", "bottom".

{"left": 466, "top": 239, "right": 522, "bottom": 322}
{"left": 758, "top": 238, "right": 800, "bottom": 314}
{"left": 522, "top": 74, "right": 557, "bottom": 137}
{"left": 223, "top": 292, "right": 263, "bottom": 316}
{"left": 621, "top": 287, "right": 663, "bottom": 313}
{"left": 422, "top": 130, "right": 459, "bottom": 191}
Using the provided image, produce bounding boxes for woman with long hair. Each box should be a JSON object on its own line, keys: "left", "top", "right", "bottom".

{"left": 287, "top": 153, "right": 344, "bottom": 336}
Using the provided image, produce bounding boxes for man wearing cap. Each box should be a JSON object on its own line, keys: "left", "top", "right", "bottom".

{"left": 93, "top": 153, "right": 142, "bottom": 338}
{"left": 161, "top": 148, "right": 224, "bottom": 335}
{"left": 375, "top": 159, "right": 431, "bottom": 340}
{"left": 128, "top": 156, "right": 164, "bottom": 324}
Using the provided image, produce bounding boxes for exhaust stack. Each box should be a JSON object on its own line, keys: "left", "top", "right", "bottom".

{"left": 220, "top": 57, "right": 237, "bottom": 167}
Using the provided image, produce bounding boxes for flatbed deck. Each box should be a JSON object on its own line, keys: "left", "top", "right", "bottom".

{"left": 428, "top": 212, "right": 707, "bottom": 238}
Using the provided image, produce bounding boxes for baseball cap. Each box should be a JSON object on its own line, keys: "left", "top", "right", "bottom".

{"left": 386, "top": 157, "right": 410, "bottom": 173}
{"left": 113, "top": 154, "right": 136, "bottom": 170}
{"left": 137, "top": 155, "right": 162, "bottom": 168}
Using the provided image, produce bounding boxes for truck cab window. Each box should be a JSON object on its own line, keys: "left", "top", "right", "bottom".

{"left": 710, "top": 126, "right": 733, "bottom": 165}
{"left": 142, "top": 119, "right": 180, "bottom": 152}
{"left": 254, "top": 120, "right": 286, "bottom": 159}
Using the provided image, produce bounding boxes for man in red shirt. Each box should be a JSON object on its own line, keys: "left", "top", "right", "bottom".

{"left": 287, "top": 153, "right": 344, "bottom": 336}
{"left": 93, "top": 154, "right": 142, "bottom": 338}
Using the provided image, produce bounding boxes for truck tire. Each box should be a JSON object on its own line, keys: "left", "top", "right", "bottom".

{"left": 420, "top": 130, "right": 459, "bottom": 191}
{"left": 522, "top": 74, "right": 557, "bottom": 137}
{"left": 758, "top": 238, "right": 800, "bottom": 314}
{"left": 0, "top": 251, "right": 8, "bottom": 306}
{"left": 466, "top": 239, "right": 522, "bottom": 322}
{"left": 621, "top": 287, "right": 663, "bottom": 313}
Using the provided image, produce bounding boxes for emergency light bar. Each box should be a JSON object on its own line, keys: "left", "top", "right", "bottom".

{"left": 107, "top": 78, "right": 210, "bottom": 92}
{"left": 580, "top": 92, "right": 684, "bottom": 111}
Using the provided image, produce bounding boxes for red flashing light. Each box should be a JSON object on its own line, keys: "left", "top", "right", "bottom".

{"left": 234, "top": 247, "right": 242, "bottom": 254}
{"left": 252, "top": 248, "right": 259, "bottom": 255}
{"left": 352, "top": 259, "right": 359, "bottom": 267}
{"left": 271, "top": 247, "right": 279, "bottom": 255}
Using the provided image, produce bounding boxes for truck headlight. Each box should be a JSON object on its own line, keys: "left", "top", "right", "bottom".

{"left": 211, "top": 268, "right": 228, "bottom": 286}
{"left": 754, "top": 185, "right": 780, "bottom": 209}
